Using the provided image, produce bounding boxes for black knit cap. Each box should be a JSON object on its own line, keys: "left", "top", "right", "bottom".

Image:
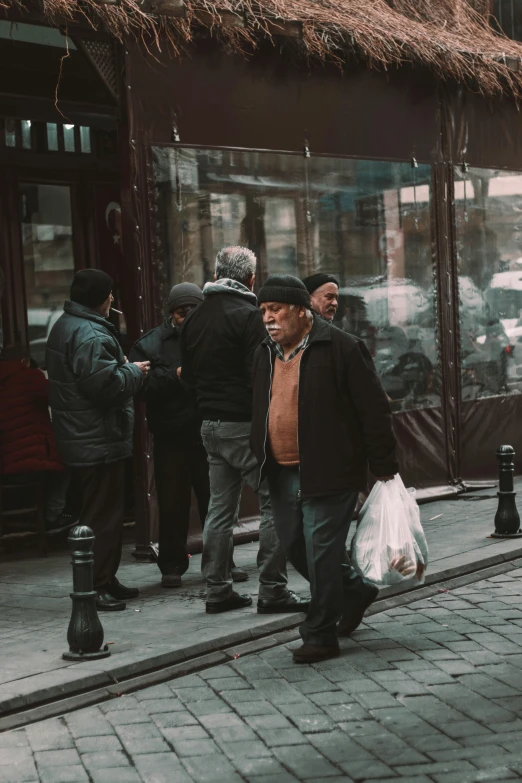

{"left": 70, "top": 269, "right": 113, "bottom": 308}
{"left": 258, "top": 275, "right": 311, "bottom": 308}
{"left": 302, "top": 273, "right": 340, "bottom": 295}
{"left": 167, "top": 282, "right": 203, "bottom": 312}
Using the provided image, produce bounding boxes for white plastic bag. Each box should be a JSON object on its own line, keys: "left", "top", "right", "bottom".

{"left": 351, "top": 475, "right": 428, "bottom": 587}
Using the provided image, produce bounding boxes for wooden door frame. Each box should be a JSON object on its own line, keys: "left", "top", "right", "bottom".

{"left": 1, "top": 164, "right": 119, "bottom": 352}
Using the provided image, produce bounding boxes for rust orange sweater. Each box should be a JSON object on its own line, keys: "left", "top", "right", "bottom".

{"left": 268, "top": 353, "right": 302, "bottom": 466}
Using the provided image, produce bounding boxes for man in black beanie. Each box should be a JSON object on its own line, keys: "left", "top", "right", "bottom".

{"left": 250, "top": 274, "right": 398, "bottom": 663}
{"left": 130, "top": 283, "right": 247, "bottom": 588}
{"left": 302, "top": 272, "right": 339, "bottom": 322}
{"left": 46, "top": 270, "right": 150, "bottom": 611}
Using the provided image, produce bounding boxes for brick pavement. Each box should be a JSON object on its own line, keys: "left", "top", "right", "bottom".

{"left": 2, "top": 481, "right": 522, "bottom": 715}
{"left": 3, "top": 566, "right": 522, "bottom": 782}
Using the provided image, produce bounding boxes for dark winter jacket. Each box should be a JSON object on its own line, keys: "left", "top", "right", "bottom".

{"left": 46, "top": 300, "right": 144, "bottom": 467}
{"left": 180, "top": 279, "right": 266, "bottom": 422}
{"left": 250, "top": 315, "right": 399, "bottom": 496}
{"left": 129, "top": 320, "right": 200, "bottom": 442}
{"left": 0, "top": 361, "right": 63, "bottom": 475}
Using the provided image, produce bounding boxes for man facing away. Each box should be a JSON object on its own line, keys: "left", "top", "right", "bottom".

{"left": 250, "top": 275, "right": 398, "bottom": 663}
{"left": 129, "top": 283, "right": 247, "bottom": 588}
{"left": 46, "top": 270, "right": 150, "bottom": 611}
{"left": 302, "top": 273, "right": 339, "bottom": 322}
{"left": 181, "top": 247, "right": 308, "bottom": 615}
{"left": 130, "top": 283, "right": 209, "bottom": 588}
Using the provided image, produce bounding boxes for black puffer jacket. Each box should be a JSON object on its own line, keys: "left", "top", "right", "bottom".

{"left": 129, "top": 320, "right": 200, "bottom": 442}
{"left": 46, "top": 300, "right": 143, "bottom": 467}
{"left": 180, "top": 279, "right": 266, "bottom": 422}
{"left": 250, "top": 316, "right": 399, "bottom": 496}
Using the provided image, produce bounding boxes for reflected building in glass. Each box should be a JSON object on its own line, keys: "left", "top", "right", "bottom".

{"left": 154, "top": 150, "right": 439, "bottom": 414}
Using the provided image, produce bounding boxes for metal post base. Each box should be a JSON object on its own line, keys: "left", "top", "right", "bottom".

{"left": 62, "top": 646, "right": 111, "bottom": 661}
{"left": 491, "top": 531, "right": 522, "bottom": 539}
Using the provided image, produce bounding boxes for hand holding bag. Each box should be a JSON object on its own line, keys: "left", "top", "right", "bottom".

{"left": 351, "top": 475, "right": 428, "bottom": 587}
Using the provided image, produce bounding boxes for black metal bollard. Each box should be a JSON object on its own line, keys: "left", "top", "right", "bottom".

{"left": 492, "top": 445, "right": 522, "bottom": 539}
{"left": 63, "top": 525, "right": 111, "bottom": 661}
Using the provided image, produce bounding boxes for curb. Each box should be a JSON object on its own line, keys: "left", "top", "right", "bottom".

{"left": 2, "top": 547, "right": 522, "bottom": 730}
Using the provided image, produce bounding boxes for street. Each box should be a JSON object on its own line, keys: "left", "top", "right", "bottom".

{"left": 2, "top": 566, "right": 522, "bottom": 783}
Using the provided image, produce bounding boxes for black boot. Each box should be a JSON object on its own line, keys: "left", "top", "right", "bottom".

{"left": 96, "top": 590, "right": 126, "bottom": 611}
{"left": 338, "top": 580, "right": 379, "bottom": 636}
{"left": 206, "top": 592, "right": 252, "bottom": 614}
{"left": 257, "top": 591, "right": 309, "bottom": 614}
{"left": 107, "top": 578, "right": 139, "bottom": 600}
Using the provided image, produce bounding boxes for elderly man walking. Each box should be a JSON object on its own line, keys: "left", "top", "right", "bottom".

{"left": 302, "top": 273, "right": 339, "bottom": 322}
{"left": 46, "top": 269, "right": 150, "bottom": 611}
{"left": 250, "top": 274, "right": 398, "bottom": 663}
{"left": 181, "top": 247, "right": 308, "bottom": 615}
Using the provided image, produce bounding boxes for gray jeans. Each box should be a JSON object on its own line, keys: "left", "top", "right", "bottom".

{"left": 268, "top": 466, "right": 363, "bottom": 646}
{"left": 201, "top": 420, "right": 288, "bottom": 603}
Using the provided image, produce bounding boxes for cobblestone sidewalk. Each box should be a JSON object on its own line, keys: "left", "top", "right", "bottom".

{"left": 2, "top": 480, "right": 522, "bottom": 713}
{"left": 3, "top": 565, "right": 522, "bottom": 782}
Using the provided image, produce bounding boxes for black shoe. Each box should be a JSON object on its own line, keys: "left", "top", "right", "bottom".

{"left": 293, "top": 643, "right": 340, "bottom": 664}
{"left": 46, "top": 513, "right": 79, "bottom": 536}
{"left": 107, "top": 579, "right": 139, "bottom": 600}
{"left": 162, "top": 571, "right": 182, "bottom": 588}
{"left": 257, "top": 591, "right": 310, "bottom": 614}
{"left": 231, "top": 566, "right": 249, "bottom": 583}
{"left": 96, "top": 591, "right": 126, "bottom": 611}
{"left": 206, "top": 592, "right": 253, "bottom": 614}
{"left": 338, "top": 582, "right": 379, "bottom": 637}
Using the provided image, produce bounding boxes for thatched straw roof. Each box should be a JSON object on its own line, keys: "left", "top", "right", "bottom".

{"left": 5, "top": 0, "right": 522, "bottom": 98}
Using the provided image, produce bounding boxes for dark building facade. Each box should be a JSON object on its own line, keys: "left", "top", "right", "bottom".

{"left": 2, "top": 0, "right": 522, "bottom": 554}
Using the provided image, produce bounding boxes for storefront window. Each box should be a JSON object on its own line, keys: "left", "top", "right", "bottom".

{"left": 153, "top": 147, "right": 439, "bottom": 411}
{"left": 455, "top": 167, "right": 522, "bottom": 401}
{"left": 19, "top": 183, "right": 75, "bottom": 368}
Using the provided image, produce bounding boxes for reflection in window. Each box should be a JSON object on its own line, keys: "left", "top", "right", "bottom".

{"left": 153, "top": 148, "right": 439, "bottom": 412}
{"left": 46, "top": 123, "right": 58, "bottom": 151}
{"left": 21, "top": 120, "right": 31, "bottom": 149}
{"left": 456, "top": 167, "right": 522, "bottom": 401}
{"left": 63, "top": 124, "right": 75, "bottom": 152}
{"left": 19, "top": 183, "right": 75, "bottom": 369}
{"left": 5, "top": 118, "right": 16, "bottom": 147}
{"left": 80, "top": 126, "right": 91, "bottom": 154}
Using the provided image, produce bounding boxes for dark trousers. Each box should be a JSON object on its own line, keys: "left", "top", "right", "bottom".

{"left": 267, "top": 465, "right": 364, "bottom": 647}
{"left": 153, "top": 440, "right": 210, "bottom": 576}
{"left": 74, "top": 459, "right": 126, "bottom": 591}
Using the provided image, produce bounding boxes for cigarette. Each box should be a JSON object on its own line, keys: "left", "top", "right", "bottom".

{"left": 111, "top": 307, "right": 123, "bottom": 315}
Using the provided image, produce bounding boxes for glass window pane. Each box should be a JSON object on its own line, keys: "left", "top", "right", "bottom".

{"left": 153, "top": 147, "right": 439, "bottom": 411}
{"left": 455, "top": 166, "right": 522, "bottom": 400}
{"left": 63, "top": 124, "right": 75, "bottom": 152}
{"left": 79, "top": 126, "right": 91, "bottom": 154}
{"left": 5, "top": 119, "right": 16, "bottom": 147}
{"left": 46, "top": 123, "right": 58, "bottom": 151}
{"left": 21, "top": 120, "right": 31, "bottom": 149}
{"left": 19, "top": 183, "right": 75, "bottom": 368}
{"left": 307, "top": 157, "right": 438, "bottom": 412}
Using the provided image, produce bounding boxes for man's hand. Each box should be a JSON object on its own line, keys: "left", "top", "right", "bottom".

{"left": 133, "top": 361, "right": 151, "bottom": 376}
{"left": 177, "top": 366, "right": 182, "bottom": 379}
{"left": 123, "top": 355, "right": 129, "bottom": 364}
{"left": 390, "top": 554, "right": 416, "bottom": 577}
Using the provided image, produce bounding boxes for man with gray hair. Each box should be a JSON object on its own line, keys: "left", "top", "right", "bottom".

{"left": 181, "top": 246, "right": 308, "bottom": 615}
